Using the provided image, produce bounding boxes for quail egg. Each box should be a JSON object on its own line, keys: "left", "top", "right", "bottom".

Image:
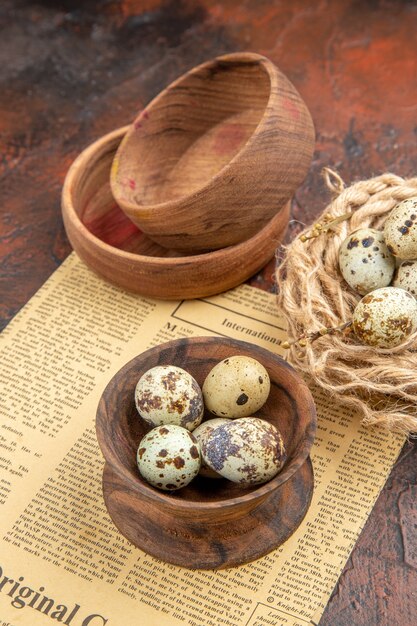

{"left": 201, "top": 417, "right": 286, "bottom": 486}
{"left": 384, "top": 198, "right": 417, "bottom": 259}
{"left": 338, "top": 228, "right": 395, "bottom": 295}
{"left": 192, "top": 418, "right": 231, "bottom": 478}
{"left": 137, "top": 424, "right": 201, "bottom": 491}
{"left": 393, "top": 260, "right": 417, "bottom": 297}
{"left": 352, "top": 286, "right": 417, "bottom": 348}
{"left": 202, "top": 356, "right": 270, "bottom": 418}
{"left": 135, "top": 365, "right": 204, "bottom": 431}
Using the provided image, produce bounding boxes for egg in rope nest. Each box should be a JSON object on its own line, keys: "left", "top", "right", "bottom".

{"left": 282, "top": 197, "right": 417, "bottom": 351}
{"left": 275, "top": 169, "right": 417, "bottom": 433}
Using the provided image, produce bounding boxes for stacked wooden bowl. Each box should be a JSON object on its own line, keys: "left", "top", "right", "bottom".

{"left": 62, "top": 52, "right": 315, "bottom": 299}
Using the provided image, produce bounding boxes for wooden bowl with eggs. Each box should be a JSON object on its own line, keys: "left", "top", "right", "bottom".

{"left": 96, "top": 336, "right": 317, "bottom": 569}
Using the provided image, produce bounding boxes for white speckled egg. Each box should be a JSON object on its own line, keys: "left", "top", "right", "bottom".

{"left": 202, "top": 356, "right": 270, "bottom": 418}
{"left": 393, "top": 260, "right": 417, "bottom": 297}
{"left": 135, "top": 365, "right": 204, "bottom": 430}
{"left": 384, "top": 198, "right": 417, "bottom": 259}
{"left": 201, "top": 417, "right": 286, "bottom": 486}
{"left": 353, "top": 286, "right": 417, "bottom": 348}
{"left": 338, "top": 228, "right": 395, "bottom": 295}
{"left": 137, "top": 425, "right": 201, "bottom": 491}
{"left": 192, "top": 418, "right": 231, "bottom": 478}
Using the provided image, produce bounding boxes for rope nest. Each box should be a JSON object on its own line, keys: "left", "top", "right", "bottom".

{"left": 276, "top": 169, "right": 417, "bottom": 435}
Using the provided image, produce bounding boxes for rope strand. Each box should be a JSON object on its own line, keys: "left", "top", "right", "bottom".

{"left": 276, "top": 170, "right": 417, "bottom": 434}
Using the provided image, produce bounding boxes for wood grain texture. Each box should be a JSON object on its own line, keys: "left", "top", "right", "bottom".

{"left": 96, "top": 337, "right": 317, "bottom": 568}
{"left": 102, "top": 457, "right": 314, "bottom": 569}
{"left": 2, "top": 0, "right": 417, "bottom": 622}
{"left": 111, "top": 52, "right": 314, "bottom": 251}
{"left": 62, "top": 126, "right": 289, "bottom": 299}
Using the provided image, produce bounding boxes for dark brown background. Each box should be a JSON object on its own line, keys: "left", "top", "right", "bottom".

{"left": 1, "top": 1, "right": 416, "bottom": 624}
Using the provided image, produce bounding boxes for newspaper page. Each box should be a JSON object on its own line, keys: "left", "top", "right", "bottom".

{"left": 0, "top": 254, "right": 404, "bottom": 626}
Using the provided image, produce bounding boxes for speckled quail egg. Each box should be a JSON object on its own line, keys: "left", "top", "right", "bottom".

{"left": 202, "top": 356, "right": 270, "bottom": 418}
{"left": 393, "top": 260, "right": 417, "bottom": 297}
{"left": 137, "top": 425, "right": 201, "bottom": 491}
{"left": 384, "top": 198, "right": 417, "bottom": 259}
{"left": 201, "top": 417, "right": 286, "bottom": 486}
{"left": 192, "top": 418, "right": 231, "bottom": 478}
{"left": 338, "top": 228, "right": 395, "bottom": 295}
{"left": 135, "top": 365, "right": 204, "bottom": 431}
{"left": 352, "top": 286, "right": 417, "bottom": 348}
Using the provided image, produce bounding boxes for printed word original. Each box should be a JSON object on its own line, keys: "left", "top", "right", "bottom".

{"left": 0, "top": 564, "right": 108, "bottom": 625}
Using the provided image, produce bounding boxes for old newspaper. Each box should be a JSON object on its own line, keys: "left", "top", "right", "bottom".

{"left": 0, "top": 255, "right": 403, "bottom": 626}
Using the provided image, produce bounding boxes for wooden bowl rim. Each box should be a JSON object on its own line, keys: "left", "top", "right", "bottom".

{"left": 110, "top": 51, "right": 282, "bottom": 215}
{"left": 61, "top": 125, "right": 287, "bottom": 268}
{"left": 96, "top": 337, "right": 317, "bottom": 511}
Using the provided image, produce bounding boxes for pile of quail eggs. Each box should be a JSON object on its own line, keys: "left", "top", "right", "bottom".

{"left": 134, "top": 357, "right": 286, "bottom": 492}
{"left": 338, "top": 198, "right": 417, "bottom": 348}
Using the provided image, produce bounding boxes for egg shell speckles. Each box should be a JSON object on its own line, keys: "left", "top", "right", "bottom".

{"left": 137, "top": 425, "right": 201, "bottom": 491}
{"left": 202, "top": 356, "right": 270, "bottom": 418}
{"left": 393, "top": 260, "right": 417, "bottom": 297}
{"left": 192, "top": 418, "right": 231, "bottom": 478}
{"left": 135, "top": 365, "right": 204, "bottom": 431}
{"left": 202, "top": 417, "right": 286, "bottom": 486}
{"left": 384, "top": 198, "right": 417, "bottom": 260}
{"left": 338, "top": 228, "right": 395, "bottom": 295}
{"left": 353, "top": 286, "right": 417, "bottom": 348}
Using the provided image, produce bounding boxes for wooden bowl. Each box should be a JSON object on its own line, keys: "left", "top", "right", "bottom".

{"left": 110, "top": 52, "right": 314, "bottom": 252}
{"left": 96, "top": 337, "right": 317, "bottom": 569}
{"left": 62, "top": 126, "right": 290, "bottom": 300}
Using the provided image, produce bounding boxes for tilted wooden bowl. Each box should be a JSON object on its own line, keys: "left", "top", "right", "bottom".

{"left": 96, "top": 337, "right": 317, "bottom": 569}
{"left": 62, "top": 126, "right": 290, "bottom": 300}
{"left": 110, "top": 52, "right": 314, "bottom": 252}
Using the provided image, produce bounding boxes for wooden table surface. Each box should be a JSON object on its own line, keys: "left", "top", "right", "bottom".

{"left": 1, "top": 1, "right": 416, "bottom": 624}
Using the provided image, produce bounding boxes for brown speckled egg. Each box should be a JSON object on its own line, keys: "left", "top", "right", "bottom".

{"left": 192, "top": 418, "right": 231, "bottom": 478}
{"left": 202, "top": 356, "right": 270, "bottom": 418}
{"left": 135, "top": 365, "right": 204, "bottom": 431}
{"left": 137, "top": 425, "right": 201, "bottom": 491}
{"left": 338, "top": 228, "right": 395, "bottom": 295}
{"left": 201, "top": 417, "right": 286, "bottom": 486}
{"left": 393, "top": 260, "right": 417, "bottom": 297}
{"left": 384, "top": 198, "right": 417, "bottom": 259}
{"left": 353, "top": 286, "right": 417, "bottom": 348}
